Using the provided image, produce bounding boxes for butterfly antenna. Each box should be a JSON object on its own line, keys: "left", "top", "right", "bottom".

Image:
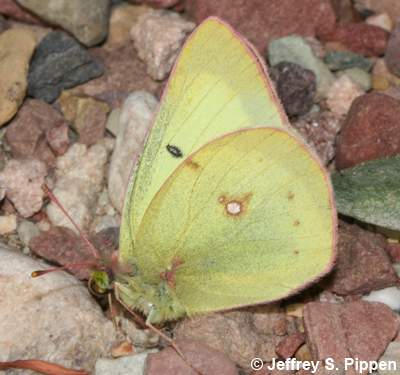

{"left": 31, "top": 261, "right": 99, "bottom": 278}
{"left": 42, "top": 184, "right": 100, "bottom": 260}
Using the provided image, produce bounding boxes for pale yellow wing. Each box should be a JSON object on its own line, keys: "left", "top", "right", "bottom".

{"left": 132, "top": 128, "right": 336, "bottom": 315}
{"left": 119, "top": 17, "right": 288, "bottom": 263}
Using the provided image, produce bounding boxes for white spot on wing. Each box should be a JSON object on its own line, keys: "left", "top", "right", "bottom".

{"left": 226, "top": 201, "right": 242, "bottom": 215}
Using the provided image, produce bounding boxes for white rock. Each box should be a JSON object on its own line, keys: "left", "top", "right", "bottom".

{"left": 91, "top": 215, "right": 120, "bottom": 234}
{"left": 0, "top": 158, "right": 47, "bottom": 217}
{"left": 378, "top": 341, "right": 400, "bottom": 375}
{"left": 46, "top": 142, "right": 110, "bottom": 233}
{"left": 0, "top": 215, "right": 17, "bottom": 235}
{"left": 362, "top": 286, "right": 400, "bottom": 311}
{"left": 0, "top": 245, "right": 118, "bottom": 372}
{"left": 95, "top": 352, "right": 150, "bottom": 375}
{"left": 366, "top": 13, "right": 393, "bottom": 32}
{"left": 119, "top": 316, "right": 159, "bottom": 348}
{"left": 106, "top": 108, "right": 121, "bottom": 136}
{"left": 17, "top": 219, "right": 40, "bottom": 246}
{"left": 131, "top": 9, "right": 195, "bottom": 81}
{"left": 108, "top": 92, "right": 158, "bottom": 212}
{"left": 326, "top": 75, "right": 364, "bottom": 117}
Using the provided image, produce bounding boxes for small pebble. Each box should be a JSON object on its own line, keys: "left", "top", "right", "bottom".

{"left": 304, "top": 301, "right": 399, "bottom": 369}
{"left": 0, "top": 215, "right": 17, "bottom": 235}
{"left": 17, "top": 219, "right": 40, "bottom": 246}
{"left": 372, "top": 58, "right": 400, "bottom": 90}
{"left": 270, "top": 61, "right": 316, "bottom": 117}
{"left": 363, "top": 287, "right": 400, "bottom": 311}
{"left": 131, "top": 9, "right": 195, "bottom": 81}
{"left": 28, "top": 31, "right": 104, "bottom": 103}
{"left": 318, "top": 22, "right": 389, "bottom": 57}
{"left": 385, "top": 21, "right": 400, "bottom": 77}
{"left": 379, "top": 342, "right": 400, "bottom": 375}
{"left": 366, "top": 13, "right": 393, "bottom": 32}
{"left": 106, "top": 3, "right": 149, "bottom": 47}
{"left": 108, "top": 91, "right": 158, "bottom": 212}
{"left": 0, "top": 29, "right": 36, "bottom": 126}
{"left": 336, "top": 92, "right": 400, "bottom": 169}
{"left": 58, "top": 92, "right": 110, "bottom": 146}
{"left": 95, "top": 352, "right": 152, "bottom": 375}
{"left": 5, "top": 99, "right": 69, "bottom": 168}
{"left": 337, "top": 68, "right": 372, "bottom": 91}
{"left": 47, "top": 142, "right": 110, "bottom": 232}
{"left": 0, "top": 159, "right": 47, "bottom": 218}
{"left": 16, "top": 0, "right": 110, "bottom": 46}
{"left": 326, "top": 75, "right": 364, "bottom": 117}
{"left": 324, "top": 50, "right": 373, "bottom": 72}
{"left": 268, "top": 35, "right": 334, "bottom": 98}
{"left": 106, "top": 108, "right": 121, "bottom": 137}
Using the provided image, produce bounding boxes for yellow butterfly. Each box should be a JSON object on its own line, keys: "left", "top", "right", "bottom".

{"left": 115, "top": 17, "right": 337, "bottom": 325}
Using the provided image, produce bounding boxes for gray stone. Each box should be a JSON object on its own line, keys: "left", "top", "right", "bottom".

{"left": 108, "top": 91, "right": 158, "bottom": 212}
{"left": 28, "top": 31, "right": 104, "bottom": 102}
{"left": 95, "top": 352, "right": 150, "bottom": 375}
{"left": 16, "top": 0, "right": 110, "bottom": 46}
{"left": 0, "top": 245, "right": 118, "bottom": 373}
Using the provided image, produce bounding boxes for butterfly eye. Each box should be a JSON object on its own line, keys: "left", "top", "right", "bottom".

{"left": 166, "top": 144, "right": 183, "bottom": 158}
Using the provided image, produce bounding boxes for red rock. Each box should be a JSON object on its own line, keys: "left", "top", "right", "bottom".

{"left": 133, "top": 0, "right": 181, "bottom": 7}
{"left": 29, "top": 226, "right": 94, "bottom": 279}
{"left": 71, "top": 45, "right": 161, "bottom": 107}
{"left": 29, "top": 226, "right": 118, "bottom": 279}
{"left": 331, "top": 0, "right": 359, "bottom": 23}
{"left": 5, "top": 99, "right": 68, "bottom": 168}
{"left": 327, "top": 221, "right": 398, "bottom": 295}
{"left": 386, "top": 242, "right": 400, "bottom": 263}
{"left": 318, "top": 22, "right": 389, "bottom": 57}
{"left": 275, "top": 332, "right": 305, "bottom": 359}
{"left": 304, "top": 301, "right": 399, "bottom": 373}
{"left": 145, "top": 339, "right": 238, "bottom": 375}
{"left": 184, "top": 0, "right": 336, "bottom": 54}
{"left": 385, "top": 22, "right": 400, "bottom": 77}
{"left": 45, "top": 122, "right": 70, "bottom": 155}
{"left": 335, "top": 92, "right": 400, "bottom": 169}
{"left": 175, "top": 306, "right": 296, "bottom": 370}
{"left": 0, "top": 0, "right": 42, "bottom": 24}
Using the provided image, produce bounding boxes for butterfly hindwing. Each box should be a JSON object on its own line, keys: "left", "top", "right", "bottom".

{"left": 132, "top": 128, "right": 336, "bottom": 315}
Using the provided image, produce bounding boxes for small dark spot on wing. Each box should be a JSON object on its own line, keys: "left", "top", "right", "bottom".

{"left": 185, "top": 158, "right": 200, "bottom": 170}
{"left": 166, "top": 144, "right": 183, "bottom": 158}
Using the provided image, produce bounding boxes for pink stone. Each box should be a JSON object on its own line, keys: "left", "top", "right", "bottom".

{"left": 336, "top": 92, "right": 400, "bottom": 169}
{"left": 319, "top": 22, "right": 389, "bottom": 57}
{"left": 185, "top": 0, "right": 336, "bottom": 54}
